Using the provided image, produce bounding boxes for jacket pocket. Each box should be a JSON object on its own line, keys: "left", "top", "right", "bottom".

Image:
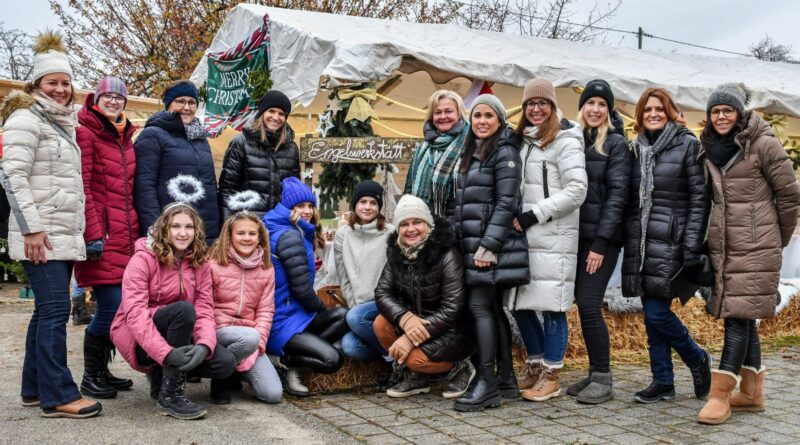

{"left": 668, "top": 215, "right": 679, "bottom": 244}
{"left": 750, "top": 207, "right": 756, "bottom": 244}
{"left": 37, "top": 188, "right": 68, "bottom": 216}
{"left": 479, "top": 204, "right": 491, "bottom": 234}
{"left": 102, "top": 207, "right": 110, "bottom": 237}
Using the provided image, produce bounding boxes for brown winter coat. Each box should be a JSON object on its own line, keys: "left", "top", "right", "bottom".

{"left": 705, "top": 111, "right": 800, "bottom": 319}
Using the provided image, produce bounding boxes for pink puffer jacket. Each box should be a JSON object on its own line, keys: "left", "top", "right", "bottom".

{"left": 209, "top": 248, "right": 275, "bottom": 371}
{"left": 111, "top": 237, "right": 216, "bottom": 372}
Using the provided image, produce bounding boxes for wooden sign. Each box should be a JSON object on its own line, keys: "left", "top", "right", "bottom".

{"left": 300, "top": 137, "right": 422, "bottom": 164}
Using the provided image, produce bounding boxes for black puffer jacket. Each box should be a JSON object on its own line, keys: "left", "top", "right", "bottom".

{"left": 218, "top": 125, "right": 301, "bottom": 218}
{"left": 622, "top": 126, "right": 709, "bottom": 301}
{"left": 374, "top": 218, "right": 473, "bottom": 362}
{"left": 454, "top": 126, "right": 529, "bottom": 287}
{"left": 579, "top": 112, "right": 632, "bottom": 252}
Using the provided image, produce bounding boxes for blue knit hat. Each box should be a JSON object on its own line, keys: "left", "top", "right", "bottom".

{"left": 163, "top": 80, "right": 199, "bottom": 109}
{"left": 281, "top": 177, "right": 316, "bottom": 209}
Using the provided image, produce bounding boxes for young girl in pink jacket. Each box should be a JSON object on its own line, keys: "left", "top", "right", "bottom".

{"left": 206, "top": 211, "right": 280, "bottom": 404}
{"left": 111, "top": 203, "right": 235, "bottom": 420}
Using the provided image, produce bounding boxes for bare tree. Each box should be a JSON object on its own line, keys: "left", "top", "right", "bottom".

{"left": 750, "top": 35, "right": 795, "bottom": 63}
{"left": 0, "top": 23, "right": 33, "bottom": 81}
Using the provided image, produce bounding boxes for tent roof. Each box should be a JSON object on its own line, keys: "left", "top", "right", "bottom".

{"left": 192, "top": 4, "right": 800, "bottom": 117}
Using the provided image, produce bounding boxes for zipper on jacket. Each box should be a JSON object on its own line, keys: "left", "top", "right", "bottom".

{"left": 542, "top": 161, "right": 550, "bottom": 199}
{"left": 118, "top": 140, "right": 135, "bottom": 256}
{"left": 178, "top": 265, "right": 185, "bottom": 298}
{"left": 237, "top": 269, "right": 246, "bottom": 316}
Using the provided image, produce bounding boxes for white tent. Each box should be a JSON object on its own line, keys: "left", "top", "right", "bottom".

{"left": 192, "top": 4, "right": 800, "bottom": 119}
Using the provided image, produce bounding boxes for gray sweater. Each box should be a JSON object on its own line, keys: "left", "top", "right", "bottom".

{"left": 333, "top": 219, "right": 393, "bottom": 307}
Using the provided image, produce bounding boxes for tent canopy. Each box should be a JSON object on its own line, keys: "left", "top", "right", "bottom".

{"left": 192, "top": 4, "right": 800, "bottom": 118}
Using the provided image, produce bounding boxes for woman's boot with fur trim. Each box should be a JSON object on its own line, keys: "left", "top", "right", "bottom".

{"left": 730, "top": 366, "right": 766, "bottom": 412}
{"left": 697, "top": 370, "right": 738, "bottom": 425}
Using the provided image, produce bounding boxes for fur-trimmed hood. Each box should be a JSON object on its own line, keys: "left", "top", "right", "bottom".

{"left": 385, "top": 216, "right": 456, "bottom": 269}
{"left": 0, "top": 90, "right": 36, "bottom": 122}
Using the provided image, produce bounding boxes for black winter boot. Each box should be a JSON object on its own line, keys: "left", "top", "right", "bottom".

{"left": 210, "top": 378, "right": 231, "bottom": 405}
{"left": 689, "top": 349, "right": 713, "bottom": 399}
{"left": 98, "top": 335, "right": 133, "bottom": 391}
{"left": 71, "top": 295, "right": 92, "bottom": 326}
{"left": 496, "top": 356, "right": 520, "bottom": 399}
{"left": 156, "top": 367, "right": 207, "bottom": 420}
{"left": 147, "top": 367, "right": 163, "bottom": 403}
{"left": 453, "top": 368, "right": 502, "bottom": 412}
{"left": 80, "top": 331, "right": 118, "bottom": 399}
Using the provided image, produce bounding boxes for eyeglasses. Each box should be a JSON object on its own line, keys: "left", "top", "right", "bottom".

{"left": 525, "top": 100, "right": 551, "bottom": 110}
{"left": 100, "top": 93, "right": 125, "bottom": 103}
{"left": 174, "top": 98, "right": 198, "bottom": 109}
{"left": 710, "top": 107, "right": 736, "bottom": 118}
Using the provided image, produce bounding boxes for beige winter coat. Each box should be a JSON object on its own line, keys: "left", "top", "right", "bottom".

{"left": 0, "top": 90, "right": 86, "bottom": 261}
{"left": 705, "top": 111, "right": 800, "bottom": 319}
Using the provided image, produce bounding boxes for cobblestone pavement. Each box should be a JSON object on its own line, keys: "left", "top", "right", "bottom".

{"left": 293, "top": 348, "right": 800, "bottom": 445}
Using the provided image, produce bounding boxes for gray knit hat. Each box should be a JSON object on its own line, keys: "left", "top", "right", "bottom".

{"left": 394, "top": 194, "right": 434, "bottom": 227}
{"left": 470, "top": 94, "right": 507, "bottom": 124}
{"left": 707, "top": 83, "right": 748, "bottom": 115}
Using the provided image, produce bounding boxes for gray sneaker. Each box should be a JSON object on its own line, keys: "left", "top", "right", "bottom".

{"left": 443, "top": 360, "right": 476, "bottom": 399}
{"left": 386, "top": 371, "right": 430, "bottom": 398}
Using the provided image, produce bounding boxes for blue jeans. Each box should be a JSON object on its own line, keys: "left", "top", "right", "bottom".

{"left": 641, "top": 296, "right": 705, "bottom": 385}
{"left": 513, "top": 310, "right": 568, "bottom": 366}
{"left": 21, "top": 261, "right": 81, "bottom": 408}
{"left": 341, "top": 301, "right": 385, "bottom": 360}
{"left": 86, "top": 285, "right": 122, "bottom": 337}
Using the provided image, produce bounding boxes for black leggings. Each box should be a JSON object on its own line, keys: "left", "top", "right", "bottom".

{"left": 283, "top": 307, "right": 348, "bottom": 374}
{"left": 574, "top": 247, "right": 620, "bottom": 373}
{"left": 720, "top": 318, "right": 761, "bottom": 374}
{"left": 468, "top": 286, "right": 513, "bottom": 379}
{"left": 135, "top": 301, "right": 235, "bottom": 379}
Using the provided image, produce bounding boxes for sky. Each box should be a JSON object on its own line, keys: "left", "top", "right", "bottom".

{"left": 2, "top": 0, "right": 799, "bottom": 60}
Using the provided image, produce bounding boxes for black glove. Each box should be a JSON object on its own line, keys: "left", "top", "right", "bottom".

{"left": 682, "top": 250, "right": 703, "bottom": 268}
{"left": 696, "top": 255, "right": 715, "bottom": 287}
{"left": 517, "top": 211, "right": 539, "bottom": 230}
{"left": 86, "top": 238, "right": 104, "bottom": 261}
{"left": 163, "top": 345, "right": 194, "bottom": 368}
{"left": 179, "top": 344, "right": 210, "bottom": 372}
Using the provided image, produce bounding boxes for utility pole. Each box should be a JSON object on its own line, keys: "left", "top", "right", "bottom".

{"left": 638, "top": 27, "right": 643, "bottom": 49}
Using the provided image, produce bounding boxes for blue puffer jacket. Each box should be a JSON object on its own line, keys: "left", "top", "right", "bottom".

{"left": 262, "top": 203, "right": 327, "bottom": 355}
{"left": 133, "top": 111, "right": 220, "bottom": 240}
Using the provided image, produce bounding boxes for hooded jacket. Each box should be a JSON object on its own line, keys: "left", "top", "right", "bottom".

{"left": 74, "top": 93, "right": 139, "bottom": 286}
{"left": 374, "top": 218, "right": 473, "bottom": 362}
{"left": 209, "top": 249, "right": 275, "bottom": 371}
{"left": 218, "top": 125, "right": 301, "bottom": 218}
{"left": 506, "top": 120, "right": 588, "bottom": 312}
{"left": 0, "top": 90, "right": 86, "bottom": 261}
{"left": 454, "top": 125, "right": 529, "bottom": 287}
{"left": 705, "top": 111, "right": 800, "bottom": 319}
{"left": 110, "top": 237, "right": 216, "bottom": 372}
{"left": 622, "top": 126, "right": 709, "bottom": 301}
{"left": 133, "top": 111, "right": 220, "bottom": 240}
{"left": 579, "top": 111, "right": 632, "bottom": 251}
{"left": 262, "top": 203, "right": 327, "bottom": 355}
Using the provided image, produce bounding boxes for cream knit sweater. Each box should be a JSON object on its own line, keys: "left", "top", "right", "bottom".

{"left": 333, "top": 219, "right": 393, "bottom": 307}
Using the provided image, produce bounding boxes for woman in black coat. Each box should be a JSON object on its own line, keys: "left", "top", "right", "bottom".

{"left": 218, "top": 90, "right": 301, "bottom": 218}
{"left": 622, "top": 87, "right": 711, "bottom": 405}
{"left": 568, "top": 80, "right": 632, "bottom": 404}
{"left": 452, "top": 94, "right": 528, "bottom": 412}
{"left": 374, "top": 196, "right": 474, "bottom": 400}
{"left": 134, "top": 80, "right": 220, "bottom": 240}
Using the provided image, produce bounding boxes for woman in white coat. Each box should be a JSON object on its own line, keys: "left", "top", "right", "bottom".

{"left": 509, "top": 78, "right": 587, "bottom": 402}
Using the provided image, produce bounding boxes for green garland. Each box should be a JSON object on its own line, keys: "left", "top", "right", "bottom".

{"left": 317, "top": 84, "right": 378, "bottom": 215}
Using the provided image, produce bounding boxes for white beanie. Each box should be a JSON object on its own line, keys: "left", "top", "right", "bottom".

{"left": 394, "top": 194, "right": 434, "bottom": 227}
{"left": 31, "top": 31, "right": 73, "bottom": 82}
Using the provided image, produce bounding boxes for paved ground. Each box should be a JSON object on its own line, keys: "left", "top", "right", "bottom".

{"left": 2, "top": 283, "right": 799, "bottom": 445}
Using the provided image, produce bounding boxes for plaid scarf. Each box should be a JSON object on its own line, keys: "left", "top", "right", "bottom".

{"left": 633, "top": 120, "right": 679, "bottom": 271}
{"left": 185, "top": 117, "right": 210, "bottom": 141}
{"left": 407, "top": 119, "right": 468, "bottom": 216}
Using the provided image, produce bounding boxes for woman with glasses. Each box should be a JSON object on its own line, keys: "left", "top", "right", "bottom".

{"left": 696, "top": 84, "right": 800, "bottom": 424}
{"left": 73, "top": 77, "right": 138, "bottom": 400}
{"left": 134, "top": 80, "right": 220, "bottom": 241}
{"left": 509, "top": 79, "right": 587, "bottom": 402}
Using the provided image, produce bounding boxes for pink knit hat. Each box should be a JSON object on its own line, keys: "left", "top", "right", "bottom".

{"left": 94, "top": 77, "right": 128, "bottom": 105}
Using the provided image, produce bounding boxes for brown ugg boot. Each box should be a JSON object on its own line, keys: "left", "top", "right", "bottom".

{"left": 521, "top": 364, "right": 563, "bottom": 402}
{"left": 730, "top": 366, "right": 765, "bottom": 412}
{"left": 697, "top": 370, "right": 738, "bottom": 425}
{"left": 518, "top": 360, "right": 543, "bottom": 390}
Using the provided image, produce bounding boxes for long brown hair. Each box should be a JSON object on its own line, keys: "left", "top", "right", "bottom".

{"left": 347, "top": 211, "right": 387, "bottom": 230}
{"left": 633, "top": 88, "right": 686, "bottom": 134}
{"left": 290, "top": 205, "right": 326, "bottom": 250}
{"left": 150, "top": 203, "right": 207, "bottom": 269}
{"left": 206, "top": 212, "right": 272, "bottom": 268}
{"left": 515, "top": 99, "right": 561, "bottom": 148}
{"left": 251, "top": 113, "right": 288, "bottom": 148}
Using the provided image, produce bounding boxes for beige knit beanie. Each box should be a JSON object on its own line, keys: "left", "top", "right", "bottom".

{"left": 31, "top": 31, "right": 73, "bottom": 82}
{"left": 522, "top": 78, "right": 557, "bottom": 108}
{"left": 394, "top": 194, "right": 434, "bottom": 227}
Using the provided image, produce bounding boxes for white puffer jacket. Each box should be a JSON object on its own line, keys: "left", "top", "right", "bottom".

{"left": 505, "top": 120, "right": 587, "bottom": 312}
{"left": 0, "top": 91, "right": 86, "bottom": 261}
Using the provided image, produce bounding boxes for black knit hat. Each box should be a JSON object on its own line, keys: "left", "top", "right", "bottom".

{"left": 257, "top": 90, "right": 292, "bottom": 117}
{"left": 351, "top": 180, "right": 384, "bottom": 211}
{"left": 579, "top": 79, "right": 615, "bottom": 113}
